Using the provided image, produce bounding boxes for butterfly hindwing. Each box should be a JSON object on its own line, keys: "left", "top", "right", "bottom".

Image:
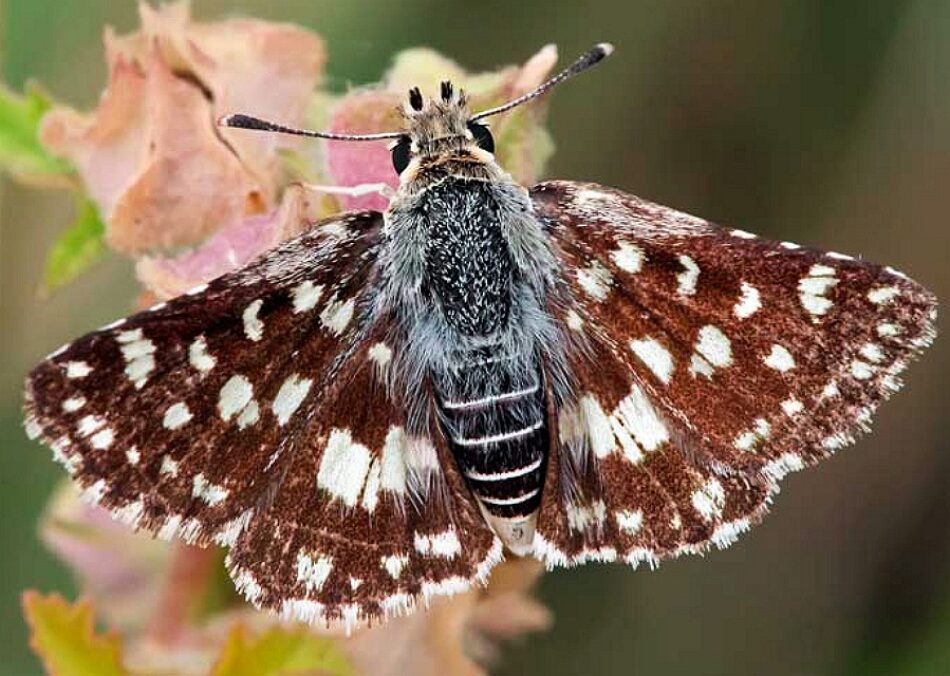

{"left": 225, "top": 343, "right": 502, "bottom": 626}
{"left": 530, "top": 180, "right": 936, "bottom": 566}
{"left": 535, "top": 332, "right": 775, "bottom": 566}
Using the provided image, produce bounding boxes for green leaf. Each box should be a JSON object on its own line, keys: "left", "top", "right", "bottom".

{"left": 0, "top": 82, "right": 72, "bottom": 181}
{"left": 21, "top": 591, "right": 126, "bottom": 676}
{"left": 41, "top": 196, "right": 106, "bottom": 294}
{"left": 211, "top": 625, "right": 355, "bottom": 676}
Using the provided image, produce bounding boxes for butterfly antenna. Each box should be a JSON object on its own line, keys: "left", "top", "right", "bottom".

{"left": 471, "top": 42, "right": 614, "bottom": 121}
{"left": 218, "top": 113, "right": 404, "bottom": 142}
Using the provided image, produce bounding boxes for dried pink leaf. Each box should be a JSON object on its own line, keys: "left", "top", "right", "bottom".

{"left": 39, "top": 1, "right": 324, "bottom": 254}
{"left": 325, "top": 91, "right": 404, "bottom": 211}
{"left": 135, "top": 184, "right": 326, "bottom": 299}
{"left": 122, "top": 1, "right": 326, "bottom": 191}
{"left": 342, "top": 559, "right": 549, "bottom": 676}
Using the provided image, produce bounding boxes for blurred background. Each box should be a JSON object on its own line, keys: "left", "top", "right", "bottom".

{"left": 2, "top": 1, "right": 948, "bottom": 674}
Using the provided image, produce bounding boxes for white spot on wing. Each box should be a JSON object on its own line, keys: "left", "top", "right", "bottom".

{"left": 867, "top": 286, "right": 899, "bottom": 304}
{"left": 192, "top": 473, "right": 229, "bottom": 506}
{"left": 320, "top": 296, "right": 355, "bottom": 335}
{"left": 65, "top": 361, "right": 92, "bottom": 379}
{"left": 117, "top": 329, "right": 156, "bottom": 388}
{"left": 360, "top": 459, "right": 381, "bottom": 512}
{"left": 576, "top": 260, "right": 612, "bottom": 301}
{"left": 615, "top": 509, "right": 643, "bottom": 535}
{"left": 877, "top": 323, "right": 901, "bottom": 338}
{"left": 859, "top": 342, "right": 885, "bottom": 363}
{"left": 850, "top": 359, "right": 875, "bottom": 380}
{"left": 781, "top": 398, "right": 804, "bottom": 416}
{"left": 733, "top": 417, "right": 772, "bottom": 452}
{"left": 90, "top": 428, "right": 115, "bottom": 450}
{"left": 611, "top": 241, "right": 645, "bottom": 274}
{"left": 733, "top": 431, "right": 757, "bottom": 451}
{"left": 414, "top": 528, "right": 461, "bottom": 559}
{"left": 676, "top": 255, "right": 700, "bottom": 296}
{"left": 734, "top": 282, "right": 761, "bottom": 319}
{"left": 317, "top": 428, "right": 372, "bottom": 507}
{"left": 237, "top": 400, "right": 260, "bottom": 429}
{"left": 242, "top": 300, "right": 264, "bottom": 341}
{"left": 799, "top": 264, "right": 838, "bottom": 320}
{"left": 566, "top": 500, "right": 607, "bottom": 532}
{"left": 570, "top": 395, "right": 614, "bottom": 458}
{"left": 821, "top": 382, "right": 840, "bottom": 399}
{"left": 612, "top": 385, "right": 669, "bottom": 456}
{"left": 382, "top": 554, "right": 409, "bottom": 579}
{"left": 692, "top": 478, "right": 726, "bottom": 520}
{"left": 160, "top": 455, "right": 179, "bottom": 477}
{"left": 291, "top": 281, "right": 324, "bottom": 314}
{"left": 163, "top": 402, "right": 193, "bottom": 430}
{"left": 694, "top": 326, "right": 732, "bottom": 369}
{"left": 380, "top": 426, "right": 408, "bottom": 496}
{"left": 218, "top": 375, "right": 254, "bottom": 422}
{"left": 629, "top": 337, "right": 675, "bottom": 383}
{"left": 272, "top": 374, "right": 312, "bottom": 426}
{"left": 188, "top": 336, "right": 216, "bottom": 373}
{"left": 62, "top": 397, "right": 86, "bottom": 413}
{"left": 764, "top": 344, "right": 796, "bottom": 372}
{"left": 296, "top": 552, "right": 333, "bottom": 591}
{"left": 77, "top": 415, "right": 105, "bottom": 437}
{"left": 368, "top": 342, "right": 393, "bottom": 370}
{"left": 565, "top": 310, "right": 584, "bottom": 332}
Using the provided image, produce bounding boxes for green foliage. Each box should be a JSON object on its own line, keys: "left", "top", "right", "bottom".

{"left": 0, "top": 83, "right": 71, "bottom": 182}
{"left": 41, "top": 196, "right": 106, "bottom": 295}
{"left": 211, "top": 625, "right": 355, "bottom": 676}
{"left": 21, "top": 592, "right": 126, "bottom": 676}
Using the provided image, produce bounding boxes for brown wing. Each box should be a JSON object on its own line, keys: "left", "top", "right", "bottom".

{"left": 24, "top": 210, "right": 502, "bottom": 626}
{"left": 529, "top": 180, "right": 936, "bottom": 566}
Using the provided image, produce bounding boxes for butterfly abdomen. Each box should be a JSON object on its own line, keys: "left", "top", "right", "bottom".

{"left": 435, "top": 351, "right": 548, "bottom": 554}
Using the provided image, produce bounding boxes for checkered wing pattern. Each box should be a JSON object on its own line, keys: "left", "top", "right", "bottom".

{"left": 530, "top": 180, "right": 937, "bottom": 567}
{"left": 24, "top": 211, "right": 501, "bottom": 627}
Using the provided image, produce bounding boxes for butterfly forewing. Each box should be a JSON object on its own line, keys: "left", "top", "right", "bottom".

{"left": 531, "top": 180, "right": 936, "bottom": 566}
{"left": 26, "top": 213, "right": 385, "bottom": 544}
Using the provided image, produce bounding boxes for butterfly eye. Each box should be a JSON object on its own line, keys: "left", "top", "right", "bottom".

{"left": 391, "top": 137, "right": 412, "bottom": 174}
{"left": 467, "top": 122, "right": 495, "bottom": 154}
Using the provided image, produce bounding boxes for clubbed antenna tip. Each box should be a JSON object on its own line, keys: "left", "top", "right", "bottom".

{"left": 471, "top": 42, "right": 616, "bottom": 121}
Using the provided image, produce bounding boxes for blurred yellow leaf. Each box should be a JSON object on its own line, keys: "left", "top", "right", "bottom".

{"left": 41, "top": 196, "right": 106, "bottom": 295}
{"left": 21, "top": 591, "right": 126, "bottom": 676}
{"left": 211, "top": 625, "right": 355, "bottom": 676}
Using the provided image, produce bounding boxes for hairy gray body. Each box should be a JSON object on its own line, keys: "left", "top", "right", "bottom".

{"left": 376, "top": 170, "right": 572, "bottom": 552}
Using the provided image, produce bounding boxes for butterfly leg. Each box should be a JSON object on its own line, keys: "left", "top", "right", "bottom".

{"left": 302, "top": 182, "right": 394, "bottom": 199}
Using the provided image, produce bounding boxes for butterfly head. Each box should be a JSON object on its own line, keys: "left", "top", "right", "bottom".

{"left": 388, "top": 81, "right": 496, "bottom": 179}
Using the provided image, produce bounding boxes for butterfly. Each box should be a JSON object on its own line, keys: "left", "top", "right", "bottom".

{"left": 23, "top": 43, "right": 937, "bottom": 630}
